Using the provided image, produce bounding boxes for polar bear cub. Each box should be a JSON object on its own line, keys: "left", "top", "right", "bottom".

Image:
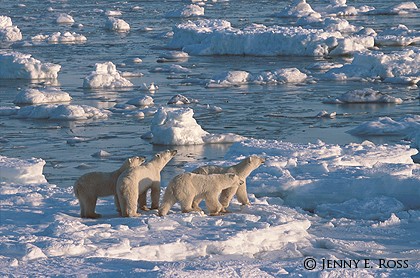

{"left": 192, "top": 156, "right": 264, "bottom": 211}
{"left": 74, "top": 156, "right": 145, "bottom": 218}
{"left": 116, "top": 150, "right": 177, "bottom": 217}
{"left": 158, "top": 172, "right": 244, "bottom": 216}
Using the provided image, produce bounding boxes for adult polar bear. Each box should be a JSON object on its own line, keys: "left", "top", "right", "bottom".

{"left": 192, "top": 156, "right": 264, "bottom": 211}
{"left": 74, "top": 156, "right": 145, "bottom": 218}
{"left": 117, "top": 150, "right": 177, "bottom": 217}
{"left": 158, "top": 172, "right": 244, "bottom": 216}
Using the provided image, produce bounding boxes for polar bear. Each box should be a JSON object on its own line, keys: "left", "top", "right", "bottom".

{"left": 116, "top": 150, "right": 177, "bottom": 217}
{"left": 74, "top": 156, "right": 145, "bottom": 218}
{"left": 191, "top": 156, "right": 264, "bottom": 211}
{"left": 158, "top": 172, "right": 244, "bottom": 216}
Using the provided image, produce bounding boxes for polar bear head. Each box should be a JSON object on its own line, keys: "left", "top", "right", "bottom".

{"left": 149, "top": 149, "right": 178, "bottom": 170}
{"left": 125, "top": 156, "right": 146, "bottom": 168}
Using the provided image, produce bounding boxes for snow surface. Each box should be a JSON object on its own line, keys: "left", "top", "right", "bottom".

{"left": 0, "top": 51, "right": 61, "bottom": 80}
{"left": 83, "top": 62, "right": 133, "bottom": 88}
{"left": 56, "top": 13, "right": 74, "bottom": 24}
{"left": 147, "top": 107, "right": 245, "bottom": 145}
{"left": 1, "top": 139, "right": 419, "bottom": 276}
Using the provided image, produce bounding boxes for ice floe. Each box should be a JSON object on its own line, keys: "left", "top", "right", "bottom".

{"left": 323, "top": 88, "right": 403, "bottom": 104}
{"left": 31, "top": 32, "right": 87, "bottom": 44}
{"left": 168, "top": 19, "right": 373, "bottom": 56}
{"left": 13, "top": 88, "right": 72, "bottom": 105}
{"left": 56, "top": 13, "right": 74, "bottom": 24}
{"left": 0, "top": 15, "right": 22, "bottom": 42}
{"left": 1, "top": 104, "right": 109, "bottom": 121}
{"left": 147, "top": 107, "right": 245, "bottom": 145}
{"left": 0, "top": 51, "right": 61, "bottom": 79}
{"left": 0, "top": 155, "right": 47, "bottom": 184}
{"left": 323, "top": 49, "right": 420, "bottom": 85}
{"left": 207, "top": 68, "right": 307, "bottom": 87}
{"left": 83, "top": 62, "right": 133, "bottom": 88}
{"left": 105, "top": 17, "right": 130, "bottom": 32}
{"left": 165, "top": 4, "right": 205, "bottom": 18}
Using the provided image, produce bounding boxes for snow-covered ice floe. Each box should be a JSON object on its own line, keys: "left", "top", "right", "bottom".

{"left": 13, "top": 88, "right": 72, "bottom": 105}
{"left": 0, "top": 15, "right": 22, "bottom": 42}
{"left": 165, "top": 4, "right": 205, "bottom": 18}
{"left": 323, "top": 49, "right": 420, "bottom": 85}
{"left": 323, "top": 88, "right": 403, "bottom": 104}
{"left": 0, "top": 104, "right": 109, "bottom": 120}
{"left": 83, "top": 62, "right": 133, "bottom": 88}
{"left": 105, "top": 17, "right": 130, "bottom": 32}
{"left": 0, "top": 51, "right": 61, "bottom": 79}
{"left": 167, "top": 19, "right": 374, "bottom": 56}
{"left": 31, "top": 32, "right": 87, "bottom": 44}
{"left": 145, "top": 107, "right": 245, "bottom": 145}
{"left": 0, "top": 156, "right": 47, "bottom": 184}
{"left": 207, "top": 68, "right": 307, "bottom": 87}
{"left": 56, "top": 13, "right": 74, "bottom": 24}
{"left": 375, "top": 24, "right": 420, "bottom": 47}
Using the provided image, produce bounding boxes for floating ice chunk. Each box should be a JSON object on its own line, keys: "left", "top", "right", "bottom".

{"left": 207, "top": 71, "right": 250, "bottom": 88}
{"left": 105, "top": 10, "right": 122, "bottom": 16}
{"left": 253, "top": 68, "right": 308, "bottom": 84}
{"left": 148, "top": 107, "right": 244, "bottom": 145}
{"left": 207, "top": 68, "right": 307, "bottom": 87}
{"left": 16, "top": 104, "right": 109, "bottom": 121}
{"left": 91, "top": 150, "right": 111, "bottom": 158}
{"left": 56, "top": 13, "right": 74, "bottom": 24}
{"left": 165, "top": 4, "right": 205, "bottom": 18}
{"left": 367, "top": 1, "right": 418, "bottom": 15}
{"left": 141, "top": 82, "right": 158, "bottom": 92}
{"left": 105, "top": 17, "right": 130, "bottom": 32}
{"left": 348, "top": 115, "right": 420, "bottom": 136}
{"left": 14, "top": 88, "right": 72, "bottom": 105}
{"left": 151, "top": 64, "right": 191, "bottom": 74}
{"left": 323, "top": 88, "right": 403, "bottom": 104}
{"left": 126, "top": 95, "right": 154, "bottom": 107}
{"left": 323, "top": 17, "right": 359, "bottom": 33}
{"left": 275, "top": 0, "right": 321, "bottom": 20}
{"left": 83, "top": 62, "right": 133, "bottom": 88}
{"left": 157, "top": 51, "right": 189, "bottom": 63}
{"left": 120, "top": 71, "right": 144, "bottom": 77}
{"left": 167, "top": 94, "right": 197, "bottom": 105}
{"left": 0, "top": 51, "right": 61, "bottom": 80}
{"left": 316, "top": 110, "right": 336, "bottom": 118}
{"left": 307, "top": 62, "right": 343, "bottom": 71}
{"left": 324, "top": 49, "right": 420, "bottom": 85}
{"left": 150, "top": 107, "right": 208, "bottom": 145}
{"left": 0, "top": 155, "right": 47, "bottom": 184}
{"left": 0, "top": 16, "right": 22, "bottom": 42}
{"left": 32, "top": 32, "right": 87, "bottom": 44}
{"left": 375, "top": 24, "right": 420, "bottom": 47}
{"left": 169, "top": 19, "right": 372, "bottom": 56}
{"left": 0, "top": 106, "right": 19, "bottom": 116}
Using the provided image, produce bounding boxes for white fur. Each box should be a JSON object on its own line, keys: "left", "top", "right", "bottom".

{"left": 74, "top": 156, "right": 145, "bottom": 218}
{"left": 116, "top": 150, "right": 177, "bottom": 217}
{"left": 158, "top": 172, "right": 244, "bottom": 216}
{"left": 192, "top": 156, "right": 264, "bottom": 211}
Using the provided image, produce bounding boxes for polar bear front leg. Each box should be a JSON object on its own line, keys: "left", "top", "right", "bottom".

{"left": 235, "top": 181, "right": 250, "bottom": 206}
{"left": 219, "top": 187, "right": 237, "bottom": 210}
{"left": 205, "top": 193, "right": 224, "bottom": 216}
{"left": 138, "top": 191, "right": 149, "bottom": 211}
{"left": 150, "top": 182, "right": 160, "bottom": 210}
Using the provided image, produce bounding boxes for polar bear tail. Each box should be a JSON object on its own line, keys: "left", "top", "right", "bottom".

{"left": 73, "top": 181, "right": 80, "bottom": 198}
{"left": 158, "top": 184, "right": 177, "bottom": 216}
